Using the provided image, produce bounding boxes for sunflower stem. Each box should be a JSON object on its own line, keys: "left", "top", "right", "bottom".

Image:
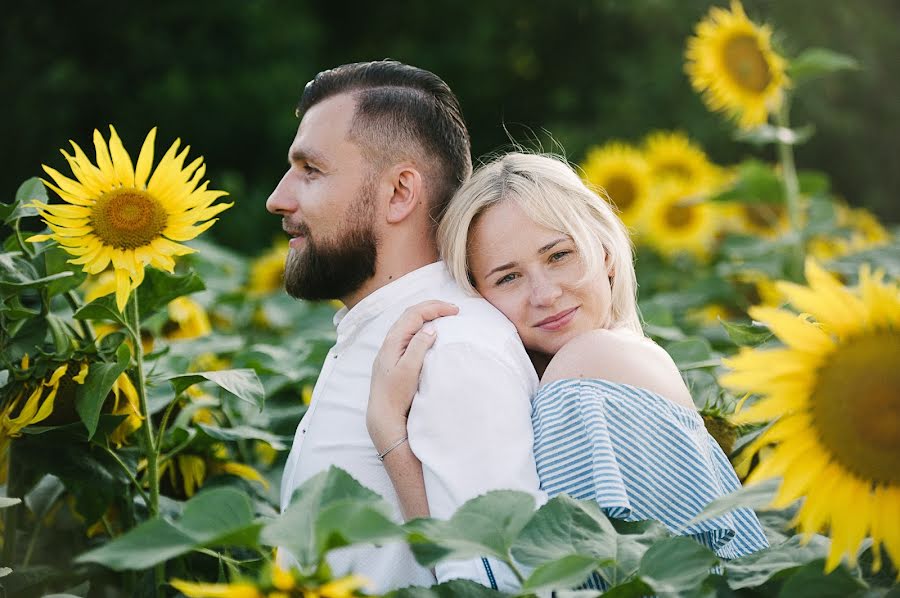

{"left": 101, "top": 444, "right": 151, "bottom": 506}
{"left": 775, "top": 101, "right": 805, "bottom": 281}
{"left": 64, "top": 290, "right": 96, "bottom": 345}
{"left": 128, "top": 293, "right": 164, "bottom": 596}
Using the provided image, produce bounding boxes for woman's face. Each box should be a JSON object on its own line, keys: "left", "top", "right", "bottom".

{"left": 468, "top": 200, "right": 614, "bottom": 359}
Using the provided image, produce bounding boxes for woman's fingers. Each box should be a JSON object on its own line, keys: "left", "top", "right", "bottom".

{"left": 397, "top": 323, "right": 438, "bottom": 375}
{"left": 382, "top": 301, "right": 459, "bottom": 362}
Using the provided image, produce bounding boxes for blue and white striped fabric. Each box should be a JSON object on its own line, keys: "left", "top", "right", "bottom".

{"left": 532, "top": 378, "right": 768, "bottom": 573}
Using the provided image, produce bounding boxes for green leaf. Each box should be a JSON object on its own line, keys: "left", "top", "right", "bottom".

{"left": 598, "top": 578, "right": 655, "bottom": 598}
{"left": 75, "top": 344, "right": 131, "bottom": 439}
{"left": 391, "top": 579, "right": 509, "bottom": 598}
{"left": 3, "top": 178, "right": 46, "bottom": 224}
{"left": 261, "top": 467, "right": 403, "bottom": 569}
{"left": 196, "top": 423, "right": 290, "bottom": 450}
{"left": 74, "top": 295, "right": 129, "bottom": 327}
{"left": 521, "top": 554, "right": 601, "bottom": 593}
{"left": 685, "top": 478, "right": 780, "bottom": 527}
{"left": 638, "top": 536, "right": 718, "bottom": 594}
{"left": 735, "top": 124, "right": 815, "bottom": 146}
{"left": 76, "top": 488, "right": 258, "bottom": 570}
{"left": 512, "top": 495, "right": 617, "bottom": 567}
{"left": 76, "top": 518, "right": 195, "bottom": 570}
{"left": 0, "top": 497, "right": 22, "bottom": 508}
{"left": 0, "top": 270, "right": 75, "bottom": 293}
{"left": 24, "top": 475, "right": 65, "bottom": 519}
{"left": 798, "top": 171, "right": 831, "bottom": 197}
{"left": 405, "top": 490, "right": 537, "bottom": 567}
{"left": 710, "top": 160, "right": 784, "bottom": 204}
{"left": 720, "top": 320, "right": 773, "bottom": 347}
{"left": 43, "top": 243, "right": 86, "bottom": 296}
{"left": 725, "top": 535, "right": 832, "bottom": 590}
{"left": 666, "top": 337, "right": 716, "bottom": 370}
{"left": 135, "top": 267, "right": 205, "bottom": 317}
{"left": 789, "top": 48, "right": 859, "bottom": 85}
{"left": 166, "top": 369, "right": 265, "bottom": 410}
{"left": 777, "top": 560, "right": 865, "bottom": 597}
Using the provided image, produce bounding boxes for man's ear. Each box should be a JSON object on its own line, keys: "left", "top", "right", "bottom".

{"left": 386, "top": 164, "right": 424, "bottom": 224}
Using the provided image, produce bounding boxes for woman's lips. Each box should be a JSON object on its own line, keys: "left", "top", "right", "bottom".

{"left": 535, "top": 306, "right": 579, "bottom": 331}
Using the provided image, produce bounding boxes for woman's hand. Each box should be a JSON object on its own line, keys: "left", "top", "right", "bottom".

{"left": 367, "top": 300, "right": 459, "bottom": 454}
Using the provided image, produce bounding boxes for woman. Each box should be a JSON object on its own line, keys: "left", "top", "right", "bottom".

{"left": 367, "top": 153, "right": 768, "bottom": 571}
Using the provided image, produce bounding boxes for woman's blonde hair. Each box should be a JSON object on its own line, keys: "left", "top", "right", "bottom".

{"left": 437, "top": 152, "right": 642, "bottom": 335}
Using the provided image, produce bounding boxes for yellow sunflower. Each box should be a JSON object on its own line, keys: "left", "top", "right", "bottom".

{"left": 721, "top": 259, "right": 900, "bottom": 572}
{"left": 580, "top": 143, "right": 652, "bottom": 230}
{"left": 724, "top": 201, "right": 791, "bottom": 238}
{"left": 159, "top": 444, "right": 268, "bottom": 499}
{"left": 643, "top": 183, "right": 719, "bottom": 260}
{"left": 643, "top": 131, "right": 718, "bottom": 188}
{"left": 163, "top": 296, "right": 212, "bottom": 340}
{"left": 685, "top": 1, "right": 789, "bottom": 129}
{"left": 170, "top": 566, "right": 368, "bottom": 598}
{"left": 28, "top": 126, "right": 231, "bottom": 312}
{"left": 248, "top": 239, "right": 289, "bottom": 296}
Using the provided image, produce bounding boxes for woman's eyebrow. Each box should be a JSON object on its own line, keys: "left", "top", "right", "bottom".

{"left": 537, "top": 237, "right": 569, "bottom": 254}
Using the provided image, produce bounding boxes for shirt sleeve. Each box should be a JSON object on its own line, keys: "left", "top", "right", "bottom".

{"left": 406, "top": 339, "right": 544, "bottom": 590}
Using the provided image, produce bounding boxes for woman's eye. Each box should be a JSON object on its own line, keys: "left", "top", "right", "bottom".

{"left": 496, "top": 273, "right": 518, "bottom": 286}
{"left": 550, "top": 250, "right": 572, "bottom": 262}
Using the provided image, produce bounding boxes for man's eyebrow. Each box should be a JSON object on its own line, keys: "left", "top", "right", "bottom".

{"left": 288, "top": 147, "right": 327, "bottom": 166}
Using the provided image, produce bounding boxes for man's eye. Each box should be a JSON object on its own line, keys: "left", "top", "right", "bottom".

{"left": 303, "top": 164, "right": 319, "bottom": 174}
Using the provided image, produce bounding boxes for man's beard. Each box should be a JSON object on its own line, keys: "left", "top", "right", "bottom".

{"left": 283, "top": 192, "right": 379, "bottom": 302}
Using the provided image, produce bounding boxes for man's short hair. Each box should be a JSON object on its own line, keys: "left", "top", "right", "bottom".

{"left": 297, "top": 60, "right": 473, "bottom": 225}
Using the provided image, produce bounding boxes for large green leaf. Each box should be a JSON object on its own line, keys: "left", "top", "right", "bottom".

{"left": 3, "top": 178, "right": 45, "bottom": 224}
{"left": 24, "top": 474, "right": 65, "bottom": 519}
{"left": 76, "top": 487, "right": 259, "bottom": 570}
{"left": 776, "top": 560, "right": 865, "bottom": 597}
{"left": 666, "top": 337, "right": 717, "bottom": 370}
{"left": 710, "top": 160, "right": 784, "bottom": 204}
{"left": 512, "top": 495, "right": 617, "bottom": 567}
{"left": 405, "top": 490, "right": 537, "bottom": 567}
{"left": 166, "top": 368, "right": 265, "bottom": 410}
{"left": 789, "top": 48, "right": 859, "bottom": 85}
{"left": 685, "top": 478, "right": 780, "bottom": 527}
{"left": 75, "top": 344, "right": 131, "bottom": 439}
{"left": 73, "top": 295, "right": 129, "bottom": 327}
{"left": 135, "top": 267, "right": 205, "bottom": 317}
{"left": 390, "top": 579, "right": 509, "bottom": 598}
{"left": 724, "top": 535, "right": 831, "bottom": 590}
{"left": 638, "top": 536, "right": 718, "bottom": 594}
{"left": 196, "top": 423, "right": 290, "bottom": 449}
{"left": 42, "top": 243, "right": 86, "bottom": 297}
{"left": 261, "top": 467, "right": 403, "bottom": 568}
{"left": 521, "top": 555, "right": 602, "bottom": 593}
{"left": 720, "top": 320, "right": 773, "bottom": 347}
{"left": 0, "top": 270, "right": 75, "bottom": 293}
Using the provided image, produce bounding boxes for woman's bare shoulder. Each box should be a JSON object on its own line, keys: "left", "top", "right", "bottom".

{"left": 540, "top": 329, "right": 696, "bottom": 410}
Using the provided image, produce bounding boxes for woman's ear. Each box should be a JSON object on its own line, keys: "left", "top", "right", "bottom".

{"left": 604, "top": 246, "right": 616, "bottom": 279}
{"left": 386, "top": 164, "right": 424, "bottom": 224}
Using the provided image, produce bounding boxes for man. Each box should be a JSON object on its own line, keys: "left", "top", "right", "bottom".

{"left": 268, "top": 60, "right": 542, "bottom": 592}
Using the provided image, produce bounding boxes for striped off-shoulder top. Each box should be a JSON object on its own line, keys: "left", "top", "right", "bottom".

{"left": 532, "top": 378, "right": 769, "bottom": 561}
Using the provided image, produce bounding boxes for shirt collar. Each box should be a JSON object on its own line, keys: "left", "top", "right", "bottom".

{"left": 333, "top": 261, "right": 447, "bottom": 343}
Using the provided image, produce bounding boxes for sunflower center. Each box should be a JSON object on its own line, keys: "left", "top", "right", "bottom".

{"left": 664, "top": 202, "right": 695, "bottom": 229}
{"left": 605, "top": 176, "right": 637, "bottom": 211}
{"left": 90, "top": 189, "right": 168, "bottom": 249}
{"left": 723, "top": 34, "right": 772, "bottom": 93}
{"left": 657, "top": 162, "right": 693, "bottom": 183}
{"left": 811, "top": 332, "right": 900, "bottom": 484}
{"left": 743, "top": 203, "right": 783, "bottom": 229}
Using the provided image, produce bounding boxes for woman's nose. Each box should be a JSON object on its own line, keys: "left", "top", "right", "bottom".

{"left": 530, "top": 278, "right": 563, "bottom": 307}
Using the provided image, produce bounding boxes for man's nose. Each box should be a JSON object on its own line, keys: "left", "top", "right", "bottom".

{"left": 266, "top": 170, "right": 295, "bottom": 216}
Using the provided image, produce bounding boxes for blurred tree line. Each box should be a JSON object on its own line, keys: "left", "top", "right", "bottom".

{"left": 3, "top": 0, "right": 897, "bottom": 255}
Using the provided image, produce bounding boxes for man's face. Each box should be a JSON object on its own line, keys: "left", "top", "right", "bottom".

{"left": 266, "top": 93, "right": 379, "bottom": 301}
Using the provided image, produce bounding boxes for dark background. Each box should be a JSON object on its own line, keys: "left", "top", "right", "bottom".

{"left": 3, "top": 0, "right": 897, "bottom": 254}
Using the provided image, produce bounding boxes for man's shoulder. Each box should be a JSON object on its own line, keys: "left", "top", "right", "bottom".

{"left": 433, "top": 294, "right": 519, "bottom": 345}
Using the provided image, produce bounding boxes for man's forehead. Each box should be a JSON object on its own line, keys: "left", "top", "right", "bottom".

{"left": 289, "top": 93, "right": 357, "bottom": 160}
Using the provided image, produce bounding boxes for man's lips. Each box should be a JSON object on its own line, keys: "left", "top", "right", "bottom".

{"left": 534, "top": 307, "right": 579, "bottom": 330}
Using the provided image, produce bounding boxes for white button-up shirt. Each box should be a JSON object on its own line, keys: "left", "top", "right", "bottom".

{"left": 279, "top": 261, "right": 544, "bottom": 592}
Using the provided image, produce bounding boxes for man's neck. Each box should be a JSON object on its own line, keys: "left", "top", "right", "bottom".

{"left": 341, "top": 244, "right": 440, "bottom": 310}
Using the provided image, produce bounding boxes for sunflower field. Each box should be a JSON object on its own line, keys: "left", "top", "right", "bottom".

{"left": 1, "top": 2, "right": 898, "bottom": 597}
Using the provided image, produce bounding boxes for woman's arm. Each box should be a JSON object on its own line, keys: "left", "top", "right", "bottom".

{"left": 368, "top": 300, "right": 459, "bottom": 520}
